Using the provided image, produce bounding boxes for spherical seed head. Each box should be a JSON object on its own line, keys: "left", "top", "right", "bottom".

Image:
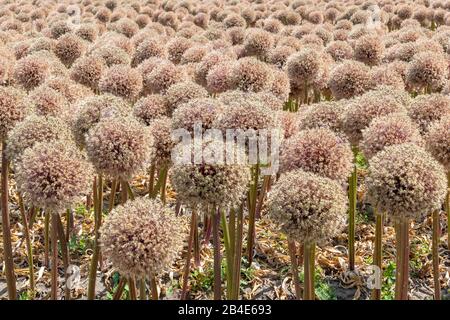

{"left": 166, "top": 37, "right": 192, "bottom": 64}
{"left": 367, "top": 143, "right": 447, "bottom": 221}
{"left": 29, "top": 85, "right": 69, "bottom": 118}
{"left": 16, "top": 141, "right": 92, "bottom": 212}
{"left": 170, "top": 160, "right": 250, "bottom": 210}
{"left": 6, "top": 115, "right": 72, "bottom": 162}
{"left": 361, "top": 113, "right": 424, "bottom": 159}
{"left": 406, "top": 51, "right": 449, "bottom": 91}
{"left": 407, "top": 93, "right": 450, "bottom": 133}
{"left": 328, "top": 60, "right": 371, "bottom": 100}
{"left": 143, "top": 60, "right": 185, "bottom": 94}
{"left": 425, "top": 116, "right": 450, "bottom": 170}
{"left": 91, "top": 45, "right": 131, "bottom": 67}
{"left": 99, "top": 65, "right": 142, "bottom": 101}
{"left": 268, "top": 45, "right": 295, "bottom": 69}
{"left": 194, "top": 51, "right": 232, "bottom": 86}
{"left": 70, "top": 54, "right": 105, "bottom": 91}
{"left": 206, "top": 62, "right": 233, "bottom": 94}
{"left": 13, "top": 54, "right": 50, "bottom": 90}
{"left": 114, "top": 18, "right": 139, "bottom": 38}
{"left": 214, "top": 94, "right": 279, "bottom": 131}
{"left": 85, "top": 117, "right": 154, "bottom": 179}
{"left": 326, "top": 40, "right": 354, "bottom": 62}
{"left": 243, "top": 28, "right": 274, "bottom": 58}
{"left": 75, "top": 23, "right": 98, "bottom": 42}
{"left": 0, "top": 87, "right": 30, "bottom": 140}
{"left": 132, "top": 38, "right": 166, "bottom": 66}
{"left": 172, "top": 98, "right": 222, "bottom": 132}
{"left": 148, "top": 116, "right": 175, "bottom": 165}
{"left": 72, "top": 94, "right": 130, "bottom": 147}
{"left": 370, "top": 65, "right": 405, "bottom": 90}
{"left": 279, "top": 111, "right": 300, "bottom": 139}
{"left": 266, "top": 169, "right": 347, "bottom": 245}
{"left": 43, "top": 76, "right": 93, "bottom": 104}
{"left": 54, "top": 34, "right": 86, "bottom": 67}
{"left": 28, "top": 37, "right": 55, "bottom": 54}
{"left": 180, "top": 45, "right": 207, "bottom": 64}
{"left": 165, "top": 81, "right": 208, "bottom": 112}
{"left": 298, "top": 101, "right": 346, "bottom": 133}
{"left": 49, "top": 20, "right": 72, "bottom": 39}
{"left": 285, "top": 48, "right": 323, "bottom": 85}
{"left": 100, "top": 197, "right": 185, "bottom": 278}
{"left": 230, "top": 57, "right": 272, "bottom": 92}
{"left": 133, "top": 95, "right": 169, "bottom": 125}
{"left": 343, "top": 92, "right": 407, "bottom": 145}
{"left": 280, "top": 128, "right": 353, "bottom": 183}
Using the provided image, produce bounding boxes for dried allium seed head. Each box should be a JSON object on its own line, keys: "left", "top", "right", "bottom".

{"left": 75, "top": 23, "right": 98, "bottom": 42}
{"left": 29, "top": 86, "right": 69, "bottom": 118}
{"left": 43, "top": 76, "right": 93, "bottom": 104}
{"left": 165, "top": 81, "right": 208, "bottom": 112}
{"left": 266, "top": 169, "right": 347, "bottom": 245}
{"left": 166, "top": 36, "right": 192, "bottom": 64}
{"left": 49, "top": 20, "right": 72, "bottom": 39}
{"left": 268, "top": 45, "right": 295, "bottom": 68}
{"left": 85, "top": 117, "right": 153, "bottom": 179}
{"left": 72, "top": 94, "right": 129, "bottom": 147}
{"left": 170, "top": 155, "right": 250, "bottom": 209}
{"left": 180, "top": 45, "right": 207, "bottom": 64}
{"left": 0, "top": 86, "right": 30, "bottom": 140}
{"left": 407, "top": 93, "right": 450, "bottom": 133}
{"left": 91, "top": 45, "right": 131, "bottom": 67}
{"left": 70, "top": 54, "right": 105, "bottom": 91}
{"left": 54, "top": 34, "right": 86, "bottom": 67}
{"left": 367, "top": 143, "right": 447, "bottom": 220}
{"left": 16, "top": 141, "right": 92, "bottom": 212}
{"left": 172, "top": 98, "right": 222, "bottom": 132}
{"left": 230, "top": 57, "right": 272, "bottom": 92}
{"left": 133, "top": 95, "right": 168, "bottom": 125}
{"left": 406, "top": 51, "right": 449, "bottom": 91}
{"left": 143, "top": 60, "right": 185, "bottom": 94}
{"left": 343, "top": 92, "right": 407, "bottom": 145}
{"left": 114, "top": 18, "right": 139, "bottom": 38}
{"left": 279, "top": 110, "right": 299, "bottom": 139}
{"left": 425, "top": 116, "right": 450, "bottom": 170}
{"left": 6, "top": 115, "right": 72, "bottom": 162}
{"left": 243, "top": 28, "right": 274, "bottom": 58}
{"left": 280, "top": 128, "right": 353, "bottom": 183}
{"left": 370, "top": 65, "right": 405, "bottom": 90}
{"left": 297, "top": 101, "right": 346, "bottom": 133}
{"left": 13, "top": 54, "right": 51, "bottom": 90}
{"left": 99, "top": 65, "right": 142, "bottom": 100}
{"left": 328, "top": 60, "right": 371, "bottom": 100}
{"left": 326, "top": 40, "right": 354, "bottom": 62}
{"left": 285, "top": 48, "right": 323, "bottom": 85}
{"left": 100, "top": 197, "right": 185, "bottom": 277}
{"left": 132, "top": 38, "right": 166, "bottom": 66}
{"left": 206, "top": 62, "right": 234, "bottom": 94}
{"left": 269, "top": 69, "right": 290, "bottom": 102}
{"left": 361, "top": 113, "right": 423, "bottom": 159}
{"left": 148, "top": 116, "right": 175, "bottom": 164}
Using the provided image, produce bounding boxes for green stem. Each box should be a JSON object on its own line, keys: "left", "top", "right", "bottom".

{"left": 371, "top": 210, "right": 383, "bottom": 300}
{"left": 303, "top": 242, "right": 315, "bottom": 300}
{"left": 232, "top": 204, "right": 244, "bottom": 299}
{"left": 1, "top": 142, "right": 17, "bottom": 299}
{"left": 395, "top": 219, "right": 410, "bottom": 300}
{"left": 181, "top": 209, "right": 196, "bottom": 300}
{"left": 247, "top": 164, "right": 259, "bottom": 266}
{"left": 287, "top": 239, "right": 301, "bottom": 299}
{"left": 348, "top": 150, "right": 357, "bottom": 271}
{"left": 432, "top": 210, "right": 441, "bottom": 300}
{"left": 55, "top": 214, "right": 70, "bottom": 300}
{"left": 221, "top": 211, "right": 233, "bottom": 300}
{"left": 44, "top": 211, "right": 50, "bottom": 267}
{"left": 212, "top": 209, "right": 221, "bottom": 300}
{"left": 18, "top": 194, "right": 34, "bottom": 299}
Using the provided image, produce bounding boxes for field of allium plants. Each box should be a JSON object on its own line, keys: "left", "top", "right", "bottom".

{"left": 0, "top": 0, "right": 449, "bottom": 302}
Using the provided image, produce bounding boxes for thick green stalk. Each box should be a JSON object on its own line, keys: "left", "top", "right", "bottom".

{"left": 432, "top": 210, "right": 441, "bottom": 300}
{"left": 221, "top": 211, "right": 233, "bottom": 300}
{"left": 371, "top": 210, "right": 383, "bottom": 300}
{"left": 113, "top": 277, "right": 126, "bottom": 300}
{"left": 87, "top": 175, "right": 103, "bottom": 300}
{"left": 232, "top": 204, "right": 244, "bottom": 299}
{"left": 212, "top": 209, "right": 222, "bottom": 300}
{"left": 44, "top": 211, "right": 50, "bottom": 267}
{"left": 55, "top": 214, "right": 70, "bottom": 300}
{"left": 18, "top": 194, "right": 34, "bottom": 298}
{"left": 247, "top": 164, "right": 259, "bottom": 265}
{"left": 303, "top": 243, "right": 316, "bottom": 300}
{"left": 395, "top": 219, "right": 410, "bottom": 300}
{"left": 50, "top": 212, "right": 58, "bottom": 300}
{"left": 348, "top": 152, "right": 357, "bottom": 271}
{"left": 181, "top": 209, "right": 196, "bottom": 300}
{"left": 1, "top": 143, "right": 16, "bottom": 299}
{"left": 287, "top": 239, "right": 301, "bottom": 299}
